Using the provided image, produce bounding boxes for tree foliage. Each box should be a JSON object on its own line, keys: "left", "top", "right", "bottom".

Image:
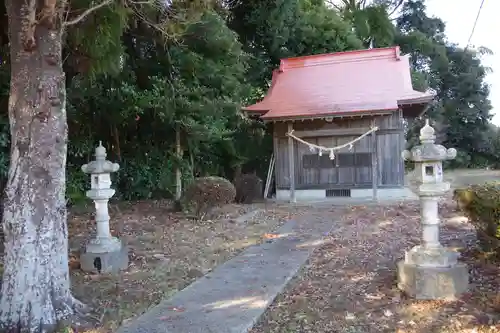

{"left": 0, "top": 0, "right": 499, "bottom": 326}
{"left": 394, "top": 0, "right": 495, "bottom": 167}
{"left": 0, "top": 0, "right": 492, "bottom": 203}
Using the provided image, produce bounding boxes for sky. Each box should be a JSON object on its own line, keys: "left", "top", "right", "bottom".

{"left": 425, "top": 0, "right": 500, "bottom": 125}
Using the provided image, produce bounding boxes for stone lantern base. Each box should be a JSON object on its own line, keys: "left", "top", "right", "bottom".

{"left": 80, "top": 237, "right": 129, "bottom": 274}
{"left": 396, "top": 245, "right": 469, "bottom": 300}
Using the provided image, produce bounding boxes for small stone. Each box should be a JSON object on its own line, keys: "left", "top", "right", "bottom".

{"left": 152, "top": 253, "right": 167, "bottom": 260}
{"left": 384, "top": 309, "right": 393, "bottom": 317}
{"left": 345, "top": 312, "right": 355, "bottom": 320}
{"left": 391, "top": 295, "right": 401, "bottom": 303}
{"left": 186, "top": 268, "right": 204, "bottom": 279}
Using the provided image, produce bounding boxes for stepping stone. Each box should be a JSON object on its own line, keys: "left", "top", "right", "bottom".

{"left": 233, "top": 209, "right": 264, "bottom": 224}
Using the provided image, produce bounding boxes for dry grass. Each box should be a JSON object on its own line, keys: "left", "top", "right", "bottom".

{"left": 250, "top": 200, "right": 500, "bottom": 333}
{"left": 68, "top": 200, "right": 308, "bottom": 331}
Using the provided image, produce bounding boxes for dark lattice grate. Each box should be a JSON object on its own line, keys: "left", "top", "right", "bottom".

{"left": 326, "top": 189, "right": 351, "bottom": 197}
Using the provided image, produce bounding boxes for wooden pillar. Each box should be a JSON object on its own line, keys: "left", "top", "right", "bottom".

{"left": 287, "top": 122, "right": 296, "bottom": 203}
{"left": 371, "top": 119, "right": 378, "bottom": 201}
{"left": 270, "top": 123, "right": 279, "bottom": 198}
{"left": 397, "top": 108, "right": 405, "bottom": 186}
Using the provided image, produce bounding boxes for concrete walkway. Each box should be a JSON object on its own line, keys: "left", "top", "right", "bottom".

{"left": 117, "top": 212, "right": 336, "bottom": 333}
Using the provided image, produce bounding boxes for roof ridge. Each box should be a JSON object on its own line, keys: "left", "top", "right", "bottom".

{"left": 279, "top": 46, "right": 401, "bottom": 71}
{"left": 281, "top": 46, "right": 399, "bottom": 62}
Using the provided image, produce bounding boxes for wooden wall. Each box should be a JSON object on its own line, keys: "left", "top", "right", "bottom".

{"left": 273, "top": 111, "right": 405, "bottom": 190}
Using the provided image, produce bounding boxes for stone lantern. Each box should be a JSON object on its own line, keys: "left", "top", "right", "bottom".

{"left": 397, "top": 119, "right": 468, "bottom": 299}
{"left": 80, "top": 142, "right": 128, "bottom": 274}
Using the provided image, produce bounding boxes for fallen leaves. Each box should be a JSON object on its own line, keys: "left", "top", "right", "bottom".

{"left": 262, "top": 233, "right": 280, "bottom": 239}
{"left": 68, "top": 255, "right": 80, "bottom": 270}
{"left": 250, "top": 200, "right": 500, "bottom": 333}
{"left": 66, "top": 200, "right": 302, "bottom": 331}
{"left": 166, "top": 306, "right": 186, "bottom": 312}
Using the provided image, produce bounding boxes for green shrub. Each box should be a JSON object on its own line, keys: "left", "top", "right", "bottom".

{"left": 114, "top": 151, "right": 192, "bottom": 201}
{"left": 455, "top": 183, "right": 500, "bottom": 253}
{"left": 66, "top": 164, "right": 88, "bottom": 206}
{"left": 181, "top": 176, "right": 236, "bottom": 219}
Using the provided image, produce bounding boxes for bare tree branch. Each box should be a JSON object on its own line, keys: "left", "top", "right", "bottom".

{"left": 128, "top": 1, "right": 181, "bottom": 42}
{"left": 326, "top": 0, "right": 343, "bottom": 11}
{"left": 388, "top": 0, "right": 405, "bottom": 17}
{"left": 340, "top": 0, "right": 351, "bottom": 8}
{"left": 326, "top": 0, "right": 348, "bottom": 11}
{"left": 63, "top": 0, "right": 113, "bottom": 27}
{"left": 129, "top": 0, "right": 156, "bottom": 4}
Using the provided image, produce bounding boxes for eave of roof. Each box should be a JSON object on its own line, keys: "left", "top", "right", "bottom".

{"left": 243, "top": 46, "right": 434, "bottom": 120}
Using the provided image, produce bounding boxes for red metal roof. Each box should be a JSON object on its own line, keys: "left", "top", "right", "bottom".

{"left": 244, "top": 47, "right": 434, "bottom": 120}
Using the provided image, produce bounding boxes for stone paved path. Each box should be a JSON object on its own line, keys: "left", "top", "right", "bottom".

{"left": 116, "top": 209, "right": 336, "bottom": 333}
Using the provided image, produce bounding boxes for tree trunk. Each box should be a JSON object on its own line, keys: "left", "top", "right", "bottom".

{"left": 175, "top": 125, "right": 182, "bottom": 201}
{"left": 0, "top": 2, "right": 86, "bottom": 332}
{"left": 233, "top": 164, "right": 242, "bottom": 183}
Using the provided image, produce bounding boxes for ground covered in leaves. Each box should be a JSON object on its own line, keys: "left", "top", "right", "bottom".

{"left": 250, "top": 200, "right": 500, "bottom": 333}
{"left": 68, "top": 200, "right": 306, "bottom": 331}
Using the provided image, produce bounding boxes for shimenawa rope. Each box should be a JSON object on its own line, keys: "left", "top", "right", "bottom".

{"left": 285, "top": 126, "right": 379, "bottom": 160}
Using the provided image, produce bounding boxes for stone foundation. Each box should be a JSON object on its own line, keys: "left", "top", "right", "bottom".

{"left": 80, "top": 240, "right": 129, "bottom": 274}
{"left": 396, "top": 260, "right": 469, "bottom": 300}
{"left": 275, "top": 187, "right": 417, "bottom": 201}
